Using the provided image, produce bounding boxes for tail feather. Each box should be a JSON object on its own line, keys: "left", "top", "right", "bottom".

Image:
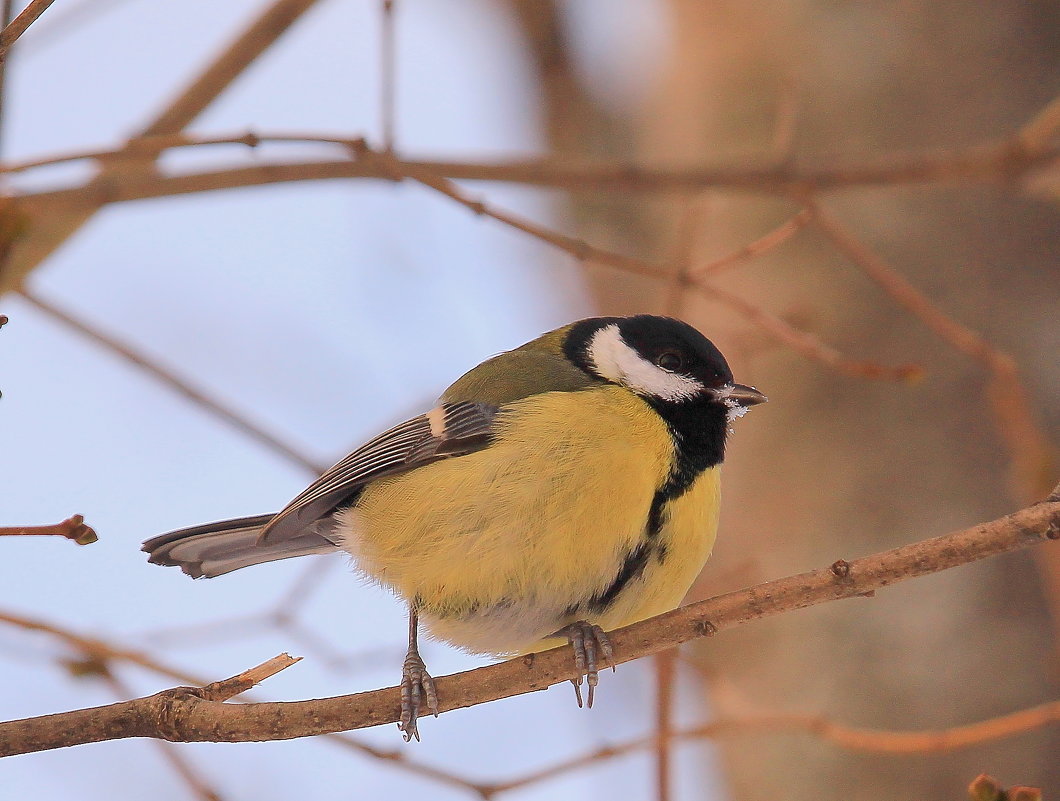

{"left": 143, "top": 514, "right": 339, "bottom": 578}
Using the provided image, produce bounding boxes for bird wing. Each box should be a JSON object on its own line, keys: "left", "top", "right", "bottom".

{"left": 257, "top": 401, "right": 498, "bottom": 544}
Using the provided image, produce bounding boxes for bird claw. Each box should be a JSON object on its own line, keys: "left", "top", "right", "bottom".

{"left": 557, "top": 620, "right": 614, "bottom": 709}
{"left": 398, "top": 650, "right": 438, "bottom": 742}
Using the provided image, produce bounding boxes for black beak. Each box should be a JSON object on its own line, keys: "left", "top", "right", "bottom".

{"left": 719, "top": 383, "right": 768, "bottom": 407}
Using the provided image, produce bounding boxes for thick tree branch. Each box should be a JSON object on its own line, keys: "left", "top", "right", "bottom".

{"left": 2, "top": 488, "right": 1057, "bottom": 757}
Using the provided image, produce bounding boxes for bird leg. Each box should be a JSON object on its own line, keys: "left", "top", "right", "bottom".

{"left": 398, "top": 606, "right": 438, "bottom": 742}
{"left": 554, "top": 620, "right": 615, "bottom": 708}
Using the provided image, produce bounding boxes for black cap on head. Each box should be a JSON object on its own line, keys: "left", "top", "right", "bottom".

{"left": 615, "top": 315, "right": 733, "bottom": 389}
{"left": 563, "top": 315, "right": 733, "bottom": 395}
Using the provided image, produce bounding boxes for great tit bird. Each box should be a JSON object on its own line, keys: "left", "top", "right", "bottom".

{"left": 144, "top": 315, "right": 765, "bottom": 740}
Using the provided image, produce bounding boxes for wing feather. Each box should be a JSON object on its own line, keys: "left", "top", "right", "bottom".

{"left": 259, "top": 401, "right": 497, "bottom": 543}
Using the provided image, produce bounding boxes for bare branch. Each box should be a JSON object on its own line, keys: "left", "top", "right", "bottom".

{"left": 488, "top": 700, "right": 1060, "bottom": 793}
{"left": 199, "top": 654, "right": 302, "bottom": 702}
{"left": 100, "top": 672, "right": 223, "bottom": 801}
{"left": 8, "top": 132, "right": 1058, "bottom": 195}
{"left": 2, "top": 490, "right": 1056, "bottom": 756}
{"left": 692, "top": 282, "right": 923, "bottom": 382}
{"left": 653, "top": 650, "right": 677, "bottom": 801}
{"left": 0, "top": 0, "right": 56, "bottom": 63}
{"left": 807, "top": 202, "right": 1056, "bottom": 504}
{"left": 0, "top": 0, "right": 324, "bottom": 293}
{"left": 691, "top": 208, "right": 812, "bottom": 278}
{"left": 0, "top": 514, "right": 97, "bottom": 545}
{"left": 0, "top": 609, "right": 486, "bottom": 793}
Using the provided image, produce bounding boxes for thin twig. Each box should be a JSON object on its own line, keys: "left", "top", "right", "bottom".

{"left": 199, "top": 653, "right": 302, "bottom": 702}
{"left": 0, "top": 0, "right": 56, "bottom": 63}
{"left": 0, "top": 0, "right": 16, "bottom": 182}
{"left": 0, "top": 0, "right": 325, "bottom": 294}
{"left": 486, "top": 699, "right": 1060, "bottom": 793}
{"left": 354, "top": 141, "right": 665, "bottom": 280}
{"left": 691, "top": 208, "right": 812, "bottom": 278}
{"left": 1, "top": 489, "right": 1056, "bottom": 754}
{"left": 6, "top": 128, "right": 1058, "bottom": 191}
{"left": 346, "top": 142, "right": 915, "bottom": 381}
{"left": 807, "top": 202, "right": 1055, "bottom": 503}
{"left": 380, "top": 0, "right": 396, "bottom": 152}
{"left": 692, "top": 282, "right": 923, "bottom": 382}
{"left": 0, "top": 515, "right": 97, "bottom": 545}
{"left": 660, "top": 195, "right": 709, "bottom": 316}
{"left": 654, "top": 650, "right": 677, "bottom": 801}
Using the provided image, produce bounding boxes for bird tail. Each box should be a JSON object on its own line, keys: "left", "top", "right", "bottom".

{"left": 142, "top": 513, "right": 339, "bottom": 579}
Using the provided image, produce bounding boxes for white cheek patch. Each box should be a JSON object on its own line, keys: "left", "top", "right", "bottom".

{"left": 587, "top": 324, "right": 704, "bottom": 401}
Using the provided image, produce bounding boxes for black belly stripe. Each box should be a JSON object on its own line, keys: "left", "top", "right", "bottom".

{"left": 587, "top": 540, "right": 653, "bottom": 613}
{"left": 586, "top": 425, "right": 717, "bottom": 614}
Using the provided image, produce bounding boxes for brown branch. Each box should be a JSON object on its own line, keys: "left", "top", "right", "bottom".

{"left": 100, "top": 672, "right": 224, "bottom": 801}
{"left": 0, "top": 514, "right": 97, "bottom": 545}
{"left": 691, "top": 282, "right": 923, "bottom": 382}
{"left": 690, "top": 208, "right": 812, "bottom": 278}
{"left": 198, "top": 653, "right": 301, "bottom": 702}
{"left": 0, "top": 0, "right": 324, "bottom": 293}
{"left": 351, "top": 141, "right": 665, "bottom": 280}
{"left": 8, "top": 132, "right": 1058, "bottom": 195}
{"left": 0, "top": 609, "right": 487, "bottom": 794}
{"left": 2, "top": 488, "right": 1057, "bottom": 756}
{"left": 3, "top": 93, "right": 1056, "bottom": 294}
{"left": 0, "top": 609, "right": 208, "bottom": 686}
{"left": 0, "top": 138, "right": 929, "bottom": 385}
{"left": 807, "top": 202, "right": 1056, "bottom": 504}
{"left": 0, "top": 0, "right": 55, "bottom": 63}
{"left": 486, "top": 700, "right": 1060, "bottom": 794}
{"left": 654, "top": 650, "right": 677, "bottom": 801}
{"left": 19, "top": 288, "right": 326, "bottom": 476}
{"left": 660, "top": 195, "right": 710, "bottom": 316}
{"left": 348, "top": 142, "right": 916, "bottom": 382}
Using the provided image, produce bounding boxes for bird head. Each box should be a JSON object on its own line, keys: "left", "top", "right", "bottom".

{"left": 563, "top": 315, "right": 767, "bottom": 421}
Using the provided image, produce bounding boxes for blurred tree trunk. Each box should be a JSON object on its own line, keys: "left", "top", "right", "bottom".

{"left": 510, "top": 1, "right": 1060, "bottom": 798}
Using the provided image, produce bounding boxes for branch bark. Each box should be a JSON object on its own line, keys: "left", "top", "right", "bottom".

{"left": 2, "top": 488, "right": 1057, "bottom": 757}
{"left": 0, "top": 0, "right": 55, "bottom": 63}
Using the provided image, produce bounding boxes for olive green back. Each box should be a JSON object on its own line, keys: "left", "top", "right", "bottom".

{"left": 441, "top": 324, "right": 597, "bottom": 406}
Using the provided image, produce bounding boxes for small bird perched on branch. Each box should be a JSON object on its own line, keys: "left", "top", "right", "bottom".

{"left": 143, "top": 315, "right": 766, "bottom": 740}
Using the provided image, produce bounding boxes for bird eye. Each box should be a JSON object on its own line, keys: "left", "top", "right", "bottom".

{"left": 655, "top": 351, "right": 684, "bottom": 372}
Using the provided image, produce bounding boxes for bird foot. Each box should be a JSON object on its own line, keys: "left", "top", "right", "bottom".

{"left": 398, "top": 648, "right": 438, "bottom": 742}
{"left": 555, "top": 620, "right": 615, "bottom": 709}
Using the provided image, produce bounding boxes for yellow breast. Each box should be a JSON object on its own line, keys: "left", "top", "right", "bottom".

{"left": 338, "top": 386, "right": 720, "bottom": 655}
